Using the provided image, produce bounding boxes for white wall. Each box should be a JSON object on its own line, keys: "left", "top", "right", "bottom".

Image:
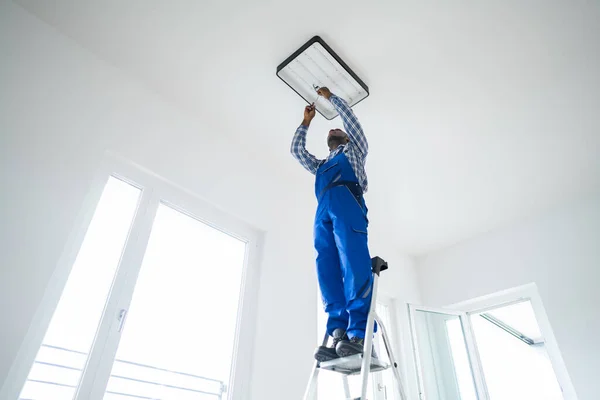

{"left": 416, "top": 193, "right": 600, "bottom": 400}
{"left": 0, "top": 3, "right": 319, "bottom": 399}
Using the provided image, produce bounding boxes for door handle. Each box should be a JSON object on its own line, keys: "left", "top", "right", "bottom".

{"left": 117, "top": 309, "right": 128, "bottom": 332}
{"left": 377, "top": 383, "right": 387, "bottom": 399}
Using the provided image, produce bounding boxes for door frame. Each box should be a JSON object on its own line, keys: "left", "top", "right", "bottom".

{"left": 408, "top": 304, "right": 489, "bottom": 400}
{"left": 447, "top": 283, "right": 578, "bottom": 400}
{"left": 2, "top": 153, "right": 264, "bottom": 400}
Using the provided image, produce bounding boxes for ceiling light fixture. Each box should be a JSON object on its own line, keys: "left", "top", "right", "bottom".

{"left": 277, "top": 36, "right": 369, "bottom": 120}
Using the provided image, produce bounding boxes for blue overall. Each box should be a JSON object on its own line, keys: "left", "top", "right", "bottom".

{"left": 314, "top": 150, "right": 373, "bottom": 339}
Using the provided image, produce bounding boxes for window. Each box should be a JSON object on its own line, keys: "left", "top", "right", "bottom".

{"left": 410, "top": 284, "right": 576, "bottom": 400}
{"left": 469, "top": 301, "right": 563, "bottom": 400}
{"left": 410, "top": 307, "right": 479, "bottom": 400}
{"left": 9, "top": 161, "right": 260, "bottom": 400}
{"left": 103, "top": 204, "right": 246, "bottom": 399}
{"left": 20, "top": 177, "right": 140, "bottom": 400}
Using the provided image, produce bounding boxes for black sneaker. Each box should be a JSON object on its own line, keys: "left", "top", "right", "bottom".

{"left": 314, "top": 328, "right": 348, "bottom": 362}
{"left": 336, "top": 336, "right": 378, "bottom": 358}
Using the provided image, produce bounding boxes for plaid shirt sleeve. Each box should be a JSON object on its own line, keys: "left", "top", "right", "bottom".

{"left": 290, "top": 125, "right": 322, "bottom": 175}
{"left": 330, "top": 95, "right": 368, "bottom": 156}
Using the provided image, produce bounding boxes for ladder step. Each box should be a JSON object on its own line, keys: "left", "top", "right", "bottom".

{"left": 319, "top": 354, "right": 388, "bottom": 375}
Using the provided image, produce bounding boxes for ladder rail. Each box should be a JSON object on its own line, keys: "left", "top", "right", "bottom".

{"left": 358, "top": 273, "right": 380, "bottom": 399}
{"left": 342, "top": 375, "right": 351, "bottom": 400}
{"left": 302, "top": 332, "right": 328, "bottom": 400}
{"left": 374, "top": 313, "right": 408, "bottom": 400}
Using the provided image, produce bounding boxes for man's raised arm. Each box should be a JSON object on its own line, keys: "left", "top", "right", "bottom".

{"left": 317, "top": 87, "right": 368, "bottom": 156}
{"left": 290, "top": 104, "right": 322, "bottom": 175}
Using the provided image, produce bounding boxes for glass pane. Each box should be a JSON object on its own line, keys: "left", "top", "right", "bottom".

{"left": 412, "top": 310, "right": 477, "bottom": 400}
{"left": 446, "top": 319, "right": 479, "bottom": 400}
{"left": 103, "top": 204, "right": 246, "bottom": 400}
{"left": 471, "top": 301, "right": 563, "bottom": 400}
{"left": 20, "top": 177, "right": 141, "bottom": 400}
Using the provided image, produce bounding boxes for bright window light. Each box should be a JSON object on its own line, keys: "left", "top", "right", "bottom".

{"left": 19, "top": 177, "right": 141, "bottom": 400}
{"left": 485, "top": 301, "right": 542, "bottom": 340}
{"left": 277, "top": 36, "right": 369, "bottom": 120}
{"left": 472, "top": 301, "right": 563, "bottom": 400}
{"left": 103, "top": 203, "right": 247, "bottom": 398}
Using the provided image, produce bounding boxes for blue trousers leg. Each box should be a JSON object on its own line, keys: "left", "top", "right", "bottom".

{"left": 330, "top": 189, "right": 373, "bottom": 339}
{"left": 314, "top": 207, "right": 348, "bottom": 335}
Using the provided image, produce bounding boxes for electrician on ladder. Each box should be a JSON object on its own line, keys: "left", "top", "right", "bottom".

{"left": 291, "top": 87, "right": 375, "bottom": 362}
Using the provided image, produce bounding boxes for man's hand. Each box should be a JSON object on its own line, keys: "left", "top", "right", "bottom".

{"left": 302, "top": 103, "right": 316, "bottom": 126}
{"left": 317, "top": 87, "right": 332, "bottom": 100}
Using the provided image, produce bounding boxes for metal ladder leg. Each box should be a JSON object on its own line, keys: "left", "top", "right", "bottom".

{"left": 302, "top": 332, "right": 328, "bottom": 400}
{"left": 358, "top": 272, "right": 379, "bottom": 400}
{"left": 342, "top": 375, "right": 351, "bottom": 400}
{"left": 374, "top": 314, "right": 408, "bottom": 400}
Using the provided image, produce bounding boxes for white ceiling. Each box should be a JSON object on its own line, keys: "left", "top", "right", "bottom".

{"left": 16, "top": 0, "right": 600, "bottom": 255}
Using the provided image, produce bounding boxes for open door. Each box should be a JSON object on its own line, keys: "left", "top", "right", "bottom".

{"left": 408, "top": 305, "right": 488, "bottom": 400}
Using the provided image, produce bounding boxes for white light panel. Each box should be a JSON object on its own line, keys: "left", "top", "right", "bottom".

{"left": 277, "top": 36, "right": 369, "bottom": 120}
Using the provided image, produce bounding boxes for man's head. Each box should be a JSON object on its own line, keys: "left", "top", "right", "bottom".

{"left": 328, "top": 129, "right": 349, "bottom": 151}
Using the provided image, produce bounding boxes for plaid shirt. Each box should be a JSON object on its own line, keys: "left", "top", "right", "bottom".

{"left": 290, "top": 95, "right": 369, "bottom": 192}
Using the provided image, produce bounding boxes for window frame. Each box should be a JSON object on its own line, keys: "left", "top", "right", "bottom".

{"left": 447, "top": 283, "right": 578, "bottom": 400}
{"left": 1, "top": 153, "right": 263, "bottom": 400}
{"left": 408, "top": 304, "right": 487, "bottom": 400}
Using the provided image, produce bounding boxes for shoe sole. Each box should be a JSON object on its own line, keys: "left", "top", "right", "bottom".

{"left": 336, "top": 344, "right": 362, "bottom": 358}
{"left": 314, "top": 353, "right": 338, "bottom": 362}
{"left": 336, "top": 344, "right": 379, "bottom": 359}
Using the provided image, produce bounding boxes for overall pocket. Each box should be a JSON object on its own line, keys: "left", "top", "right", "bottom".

{"left": 344, "top": 186, "right": 369, "bottom": 226}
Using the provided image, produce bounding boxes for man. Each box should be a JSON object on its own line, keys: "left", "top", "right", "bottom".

{"left": 291, "top": 87, "right": 374, "bottom": 362}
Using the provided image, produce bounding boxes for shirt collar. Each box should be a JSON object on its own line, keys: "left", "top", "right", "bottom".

{"left": 330, "top": 144, "right": 345, "bottom": 155}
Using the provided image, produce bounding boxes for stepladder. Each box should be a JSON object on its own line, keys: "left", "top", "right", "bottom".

{"left": 303, "top": 257, "right": 408, "bottom": 400}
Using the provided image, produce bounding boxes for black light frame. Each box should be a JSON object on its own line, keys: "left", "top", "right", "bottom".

{"left": 276, "top": 35, "right": 369, "bottom": 120}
